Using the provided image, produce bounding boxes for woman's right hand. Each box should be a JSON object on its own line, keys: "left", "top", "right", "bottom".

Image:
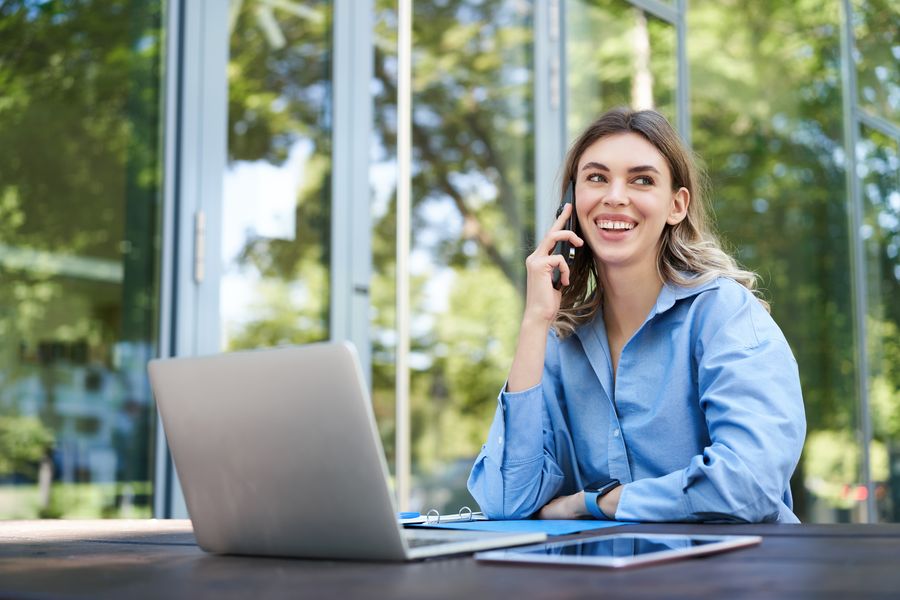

{"left": 522, "top": 202, "right": 584, "bottom": 326}
{"left": 506, "top": 204, "right": 584, "bottom": 393}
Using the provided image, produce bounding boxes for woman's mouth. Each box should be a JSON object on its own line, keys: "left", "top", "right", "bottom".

{"left": 597, "top": 219, "right": 636, "bottom": 231}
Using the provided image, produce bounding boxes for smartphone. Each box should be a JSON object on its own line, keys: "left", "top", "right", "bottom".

{"left": 551, "top": 180, "right": 577, "bottom": 290}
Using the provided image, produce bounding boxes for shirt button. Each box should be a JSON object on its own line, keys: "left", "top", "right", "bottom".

{"left": 613, "top": 428, "right": 620, "bottom": 437}
{"left": 498, "top": 436, "right": 504, "bottom": 445}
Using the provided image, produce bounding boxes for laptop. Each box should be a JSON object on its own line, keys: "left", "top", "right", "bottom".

{"left": 148, "top": 341, "right": 546, "bottom": 560}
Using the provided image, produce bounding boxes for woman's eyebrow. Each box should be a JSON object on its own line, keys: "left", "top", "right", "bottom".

{"left": 580, "top": 161, "right": 661, "bottom": 174}
{"left": 627, "top": 165, "right": 661, "bottom": 174}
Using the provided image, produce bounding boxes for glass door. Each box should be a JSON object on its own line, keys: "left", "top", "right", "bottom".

{"left": 0, "top": 1, "right": 165, "bottom": 519}
{"left": 221, "top": 0, "right": 334, "bottom": 354}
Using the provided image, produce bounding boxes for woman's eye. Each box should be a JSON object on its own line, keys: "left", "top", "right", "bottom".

{"left": 587, "top": 173, "right": 607, "bottom": 183}
{"left": 633, "top": 175, "right": 654, "bottom": 186}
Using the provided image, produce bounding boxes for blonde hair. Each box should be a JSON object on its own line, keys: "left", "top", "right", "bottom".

{"left": 554, "top": 108, "right": 766, "bottom": 338}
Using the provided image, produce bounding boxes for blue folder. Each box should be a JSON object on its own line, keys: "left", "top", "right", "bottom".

{"left": 408, "top": 519, "right": 633, "bottom": 536}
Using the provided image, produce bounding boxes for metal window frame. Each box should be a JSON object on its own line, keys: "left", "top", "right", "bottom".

{"left": 840, "top": 0, "right": 876, "bottom": 523}
{"left": 154, "top": 0, "right": 230, "bottom": 518}
{"left": 331, "top": 0, "right": 374, "bottom": 386}
{"left": 395, "top": 0, "right": 413, "bottom": 511}
{"left": 535, "top": 0, "right": 568, "bottom": 246}
{"left": 153, "top": 0, "right": 181, "bottom": 520}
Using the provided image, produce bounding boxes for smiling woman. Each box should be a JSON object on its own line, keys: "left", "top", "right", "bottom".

{"left": 468, "top": 107, "right": 807, "bottom": 524}
{"left": 554, "top": 109, "right": 765, "bottom": 339}
{"left": 573, "top": 133, "right": 688, "bottom": 275}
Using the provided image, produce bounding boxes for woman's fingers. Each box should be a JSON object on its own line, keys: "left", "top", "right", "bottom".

{"left": 525, "top": 251, "right": 573, "bottom": 287}
{"left": 536, "top": 204, "right": 583, "bottom": 254}
{"left": 536, "top": 228, "right": 584, "bottom": 257}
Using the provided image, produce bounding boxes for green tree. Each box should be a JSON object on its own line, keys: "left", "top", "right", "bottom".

{"left": 0, "top": 0, "right": 163, "bottom": 508}
{"left": 0, "top": 416, "right": 54, "bottom": 477}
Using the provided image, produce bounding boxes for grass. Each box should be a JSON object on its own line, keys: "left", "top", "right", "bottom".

{"left": 0, "top": 481, "right": 153, "bottom": 519}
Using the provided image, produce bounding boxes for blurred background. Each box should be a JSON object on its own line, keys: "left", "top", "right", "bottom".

{"left": 0, "top": 0, "right": 897, "bottom": 523}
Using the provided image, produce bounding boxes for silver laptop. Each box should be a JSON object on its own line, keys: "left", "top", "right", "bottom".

{"left": 148, "top": 341, "right": 546, "bottom": 560}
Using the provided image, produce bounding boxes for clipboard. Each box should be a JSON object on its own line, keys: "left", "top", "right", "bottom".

{"left": 398, "top": 505, "right": 487, "bottom": 525}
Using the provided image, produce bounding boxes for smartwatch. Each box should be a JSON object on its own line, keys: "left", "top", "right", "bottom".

{"left": 583, "top": 478, "right": 620, "bottom": 520}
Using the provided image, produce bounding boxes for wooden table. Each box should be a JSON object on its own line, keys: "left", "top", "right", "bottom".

{"left": 3, "top": 520, "right": 900, "bottom": 599}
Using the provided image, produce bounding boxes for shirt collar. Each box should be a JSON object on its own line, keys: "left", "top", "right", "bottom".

{"left": 574, "top": 274, "right": 721, "bottom": 341}
{"left": 653, "top": 275, "right": 721, "bottom": 317}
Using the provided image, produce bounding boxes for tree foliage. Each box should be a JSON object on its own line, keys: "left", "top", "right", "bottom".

{"left": 221, "top": 0, "right": 900, "bottom": 516}
{"left": 0, "top": 416, "right": 54, "bottom": 477}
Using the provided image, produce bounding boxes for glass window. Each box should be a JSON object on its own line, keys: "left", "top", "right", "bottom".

{"left": 566, "top": 0, "right": 677, "bottom": 139}
{"left": 857, "top": 126, "right": 900, "bottom": 522}
{"left": 0, "top": 2, "right": 163, "bottom": 518}
{"left": 221, "top": 1, "right": 333, "bottom": 351}
{"left": 688, "top": 0, "right": 861, "bottom": 522}
{"left": 371, "top": 0, "right": 399, "bottom": 478}
{"left": 852, "top": 0, "right": 900, "bottom": 125}
{"left": 385, "top": 0, "right": 535, "bottom": 513}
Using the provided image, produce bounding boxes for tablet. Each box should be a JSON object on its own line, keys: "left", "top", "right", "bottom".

{"left": 475, "top": 533, "right": 762, "bottom": 569}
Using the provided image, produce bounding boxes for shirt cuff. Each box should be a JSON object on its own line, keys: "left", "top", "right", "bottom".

{"left": 494, "top": 381, "right": 544, "bottom": 465}
{"left": 614, "top": 472, "right": 691, "bottom": 522}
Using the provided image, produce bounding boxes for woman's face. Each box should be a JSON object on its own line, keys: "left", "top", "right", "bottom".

{"left": 573, "top": 132, "right": 689, "bottom": 274}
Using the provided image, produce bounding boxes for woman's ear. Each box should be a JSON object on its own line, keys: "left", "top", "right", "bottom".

{"left": 667, "top": 187, "right": 690, "bottom": 225}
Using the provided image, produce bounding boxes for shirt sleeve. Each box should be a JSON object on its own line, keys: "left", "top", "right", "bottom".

{"left": 467, "top": 335, "right": 567, "bottom": 519}
{"left": 615, "top": 310, "right": 806, "bottom": 524}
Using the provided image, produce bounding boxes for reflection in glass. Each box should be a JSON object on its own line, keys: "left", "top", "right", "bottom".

{"left": 390, "top": 0, "right": 534, "bottom": 513}
{"left": 371, "top": 0, "right": 399, "bottom": 479}
{"left": 223, "top": 0, "right": 333, "bottom": 352}
{"left": 526, "top": 536, "right": 694, "bottom": 558}
{"left": 566, "top": 0, "right": 677, "bottom": 139}
{"left": 688, "top": 0, "right": 860, "bottom": 522}
{"left": 857, "top": 127, "right": 900, "bottom": 521}
{"left": 852, "top": 0, "right": 900, "bottom": 124}
{"left": 0, "top": 1, "right": 163, "bottom": 518}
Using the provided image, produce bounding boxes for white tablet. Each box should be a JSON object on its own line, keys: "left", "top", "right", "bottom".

{"left": 475, "top": 533, "right": 762, "bottom": 569}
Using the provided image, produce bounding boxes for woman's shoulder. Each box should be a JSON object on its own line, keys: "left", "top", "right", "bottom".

{"left": 666, "top": 273, "right": 756, "bottom": 304}
{"left": 680, "top": 276, "right": 785, "bottom": 348}
{"left": 692, "top": 275, "right": 759, "bottom": 306}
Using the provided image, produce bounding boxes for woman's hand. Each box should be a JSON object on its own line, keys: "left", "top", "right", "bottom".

{"left": 536, "top": 486, "right": 622, "bottom": 520}
{"left": 522, "top": 202, "right": 584, "bottom": 325}
{"left": 506, "top": 204, "right": 584, "bottom": 393}
{"left": 536, "top": 491, "right": 589, "bottom": 519}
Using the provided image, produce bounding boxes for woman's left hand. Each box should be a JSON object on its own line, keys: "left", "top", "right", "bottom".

{"left": 536, "top": 487, "right": 622, "bottom": 520}
{"left": 536, "top": 491, "right": 589, "bottom": 519}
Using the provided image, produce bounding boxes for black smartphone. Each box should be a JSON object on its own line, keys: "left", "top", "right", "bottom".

{"left": 551, "top": 180, "right": 577, "bottom": 290}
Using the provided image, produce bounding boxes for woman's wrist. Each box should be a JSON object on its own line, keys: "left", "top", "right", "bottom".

{"left": 573, "top": 491, "right": 590, "bottom": 518}
{"left": 507, "top": 316, "right": 552, "bottom": 392}
{"left": 520, "top": 310, "right": 554, "bottom": 332}
{"left": 598, "top": 485, "right": 623, "bottom": 519}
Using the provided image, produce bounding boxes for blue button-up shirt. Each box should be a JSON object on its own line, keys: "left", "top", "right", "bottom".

{"left": 468, "top": 277, "right": 806, "bottom": 523}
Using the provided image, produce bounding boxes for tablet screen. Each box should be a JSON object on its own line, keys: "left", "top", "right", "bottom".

{"left": 475, "top": 533, "right": 761, "bottom": 569}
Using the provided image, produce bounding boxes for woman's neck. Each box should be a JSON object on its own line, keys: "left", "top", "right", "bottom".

{"left": 599, "top": 261, "right": 664, "bottom": 342}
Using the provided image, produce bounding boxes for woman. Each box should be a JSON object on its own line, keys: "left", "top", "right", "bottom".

{"left": 467, "top": 108, "right": 806, "bottom": 523}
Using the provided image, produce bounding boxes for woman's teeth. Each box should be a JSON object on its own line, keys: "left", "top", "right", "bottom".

{"left": 598, "top": 220, "right": 635, "bottom": 230}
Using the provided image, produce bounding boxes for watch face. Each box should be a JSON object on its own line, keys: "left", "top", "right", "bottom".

{"left": 585, "top": 479, "right": 619, "bottom": 494}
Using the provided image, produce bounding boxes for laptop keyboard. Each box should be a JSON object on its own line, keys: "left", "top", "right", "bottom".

{"left": 405, "top": 535, "right": 453, "bottom": 548}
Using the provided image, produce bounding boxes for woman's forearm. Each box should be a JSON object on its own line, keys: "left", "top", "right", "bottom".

{"left": 507, "top": 316, "right": 552, "bottom": 392}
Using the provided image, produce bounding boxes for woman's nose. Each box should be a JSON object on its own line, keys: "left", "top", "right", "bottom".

{"left": 602, "top": 181, "right": 628, "bottom": 206}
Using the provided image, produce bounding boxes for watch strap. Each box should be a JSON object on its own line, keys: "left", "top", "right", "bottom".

{"left": 584, "top": 490, "right": 608, "bottom": 519}
{"left": 583, "top": 478, "right": 620, "bottom": 520}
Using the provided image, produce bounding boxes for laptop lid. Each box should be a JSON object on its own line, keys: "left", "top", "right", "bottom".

{"left": 149, "top": 342, "right": 409, "bottom": 560}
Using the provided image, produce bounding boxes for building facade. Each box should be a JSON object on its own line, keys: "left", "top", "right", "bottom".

{"left": 0, "top": 0, "right": 897, "bottom": 523}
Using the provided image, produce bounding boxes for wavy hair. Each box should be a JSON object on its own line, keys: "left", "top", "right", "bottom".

{"left": 554, "top": 108, "right": 766, "bottom": 338}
